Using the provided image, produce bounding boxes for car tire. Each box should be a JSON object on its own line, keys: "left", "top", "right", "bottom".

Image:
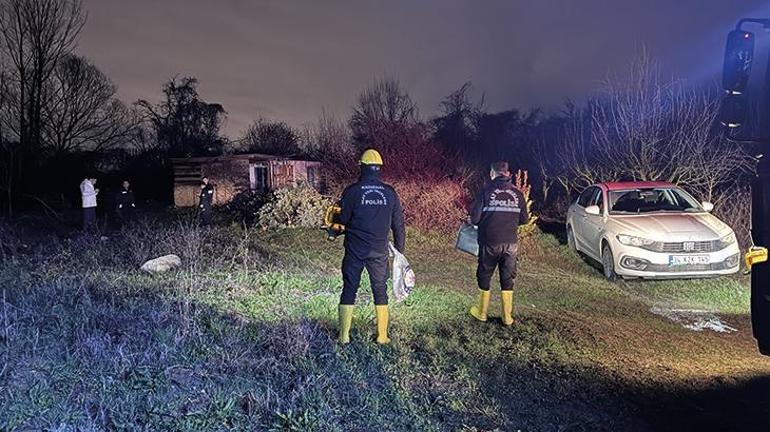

{"left": 567, "top": 226, "right": 577, "bottom": 252}
{"left": 602, "top": 244, "right": 618, "bottom": 282}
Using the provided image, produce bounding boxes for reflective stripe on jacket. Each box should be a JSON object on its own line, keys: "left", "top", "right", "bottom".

{"left": 471, "top": 176, "right": 529, "bottom": 246}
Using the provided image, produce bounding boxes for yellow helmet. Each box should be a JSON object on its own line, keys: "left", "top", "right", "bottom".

{"left": 360, "top": 149, "right": 383, "bottom": 165}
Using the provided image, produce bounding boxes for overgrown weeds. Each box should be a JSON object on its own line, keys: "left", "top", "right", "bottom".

{"left": 0, "top": 217, "right": 761, "bottom": 431}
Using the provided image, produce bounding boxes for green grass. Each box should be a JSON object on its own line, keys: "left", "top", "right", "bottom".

{"left": 0, "top": 219, "right": 761, "bottom": 431}
{"left": 618, "top": 277, "right": 750, "bottom": 314}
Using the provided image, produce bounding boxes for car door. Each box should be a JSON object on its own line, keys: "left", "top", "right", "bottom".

{"left": 582, "top": 187, "right": 606, "bottom": 257}
{"left": 573, "top": 187, "right": 600, "bottom": 252}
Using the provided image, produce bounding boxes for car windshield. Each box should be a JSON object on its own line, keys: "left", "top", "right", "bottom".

{"left": 608, "top": 188, "right": 703, "bottom": 214}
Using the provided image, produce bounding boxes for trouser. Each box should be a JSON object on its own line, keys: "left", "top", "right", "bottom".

{"left": 340, "top": 253, "right": 389, "bottom": 305}
{"left": 116, "top": 208, "right": 133, "bottom": 226}
{"left": 83, "top": 207, "right": 96, "bottom": 230}
{"left": 199, "top": 207, "right": 212, "bottom": 226}
{"left": 477, "top": 242, "right": 519, "bottom": 291}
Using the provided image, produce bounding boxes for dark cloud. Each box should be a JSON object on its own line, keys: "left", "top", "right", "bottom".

{"left": 79, "top": 0, "right": 769, "bottom": 136}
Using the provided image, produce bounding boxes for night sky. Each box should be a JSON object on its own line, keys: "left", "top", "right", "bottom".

{"left": 79, "top": 0, "right": 769, "bottom": 137}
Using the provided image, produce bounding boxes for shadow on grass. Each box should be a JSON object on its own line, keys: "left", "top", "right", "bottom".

{"left": 4, "top": 268, "right": 770, "bottom": 431}
{"left": 626, "top": 374, "right": 770, "bottom": 432}
{"left": 405, "top": 315, "right": 649, "bottom": 431}
{"left": 3, "top": 216, "right": 768, "bottom": 431}
{"left": 538, "top": 219, "right": 568, "bottom": 245}
{"left": 403, "top": 312, "right": 770, "bottom": 432}
{"left": 0, "top": 267, "right": 451, "bottom": 431}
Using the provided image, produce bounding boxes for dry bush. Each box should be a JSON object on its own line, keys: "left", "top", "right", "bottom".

{"left": 258, "top": 182, "right": 331, "bottom": 230}
{"left": 513, "top": 169, "right": 538, "bottom": 236}
{"left": 223, "top": 190, "right": 271, "bottom": 224}
{"left": 392, "top": 179, "right": 467, "bottom": 233}
{"left": 311, "top": 78, "right": 471, "bottom": 233}
{"left": 711, "top": 186, "right": 752, "bottom": 250}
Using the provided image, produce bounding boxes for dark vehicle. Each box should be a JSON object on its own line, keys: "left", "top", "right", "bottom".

{"left": 720, "top": 18, "right": 770, "bottom": 354}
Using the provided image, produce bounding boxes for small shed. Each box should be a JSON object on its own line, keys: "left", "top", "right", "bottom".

{"left": 171, "top": 153, "right": 322, "bottom": 207}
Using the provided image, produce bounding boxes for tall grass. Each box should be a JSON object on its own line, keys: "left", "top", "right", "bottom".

{"left": 0, "top": 216, "right": 754, "bottom": 431}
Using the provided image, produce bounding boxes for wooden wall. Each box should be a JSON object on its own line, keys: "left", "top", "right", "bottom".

{"left": 205, "top": 158, "right": 250, "bottom": 206}
{"left": 173, "top": 161, "right": 202, "bottom": 207}
{"left": 173, "top": 158, "right": 250, "bottom": 207}
{"left": 173, "top": 157, "right": 321, "bottom": 207}
{"left": 269, "top": 160, "right": 322, "bottom": 190}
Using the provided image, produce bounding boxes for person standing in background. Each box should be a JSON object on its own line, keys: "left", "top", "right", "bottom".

{"left": 115, "top": 179, "right": 136, "bottom": 226}
{"left": 80, "top": 177, "right": 99, "bottom": 231}
{"left": 199, "top": 176, "right": 214, "bottom": 227}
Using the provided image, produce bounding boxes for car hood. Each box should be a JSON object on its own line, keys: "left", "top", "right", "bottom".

{"left": 609, "top": 212, "right": 732, "bottom": 241}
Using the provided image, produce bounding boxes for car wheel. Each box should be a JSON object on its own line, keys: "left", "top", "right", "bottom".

{"left": 602, "top": 244, "right": 618, "bottom": 282}
{"left": 567, "top": 226, "right": 577, "bottom": 251}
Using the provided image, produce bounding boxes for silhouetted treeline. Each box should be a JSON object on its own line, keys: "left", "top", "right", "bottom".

{"left": 0, "top": 0, "right": 755, "bottom": 245}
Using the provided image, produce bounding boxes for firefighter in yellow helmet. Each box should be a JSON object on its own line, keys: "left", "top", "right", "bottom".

{"left": 336, "top": 149, "right": 406, "bottom": 344}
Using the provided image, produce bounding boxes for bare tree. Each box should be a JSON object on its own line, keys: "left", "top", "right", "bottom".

{"left": 236, "top": 118, "right": 299, "bottom": 156}
{"left": 553, "top": 101, "right": 609, "bottom": 191}
{"left": 0, "top": 0, "right": 85, "bottom": 147}
{"left": 349, "top": 78, "right": 418, "bottom": 147}
{"left": 42, "top": 54, "right": 132, "bottom": 153}
{"left": 136, "top": 76, "right": 226, "bottom": 157}
{"left": 299, "top": 111, "right": 356, "bottom": 191}
{"left": 552, "top": 54, "right": 753, "bottom": 200}
{"left": 0, "top": 70, "right": 15, "bottom": 216}
{"left": 433, "top": 82, "right": 483, "bottom": 159}
{"left": 302, "top": 111, "right": 354, "bottom": 160}
{"left": 0, "top": 0, "right": 84, "bottom": 216}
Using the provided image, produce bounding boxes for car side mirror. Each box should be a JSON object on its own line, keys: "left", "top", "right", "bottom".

{"left": 585, "top": 205, "right": 601, "bottom": 216}
{"left": 702, "top": 201, "right": 714, "bottom": 212}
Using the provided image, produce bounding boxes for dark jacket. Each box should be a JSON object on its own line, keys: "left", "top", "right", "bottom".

{"left": 199, "top": 184, "right": 214, "bottom": 209}
{"left": 115, "top": 188, "right": 135, "bottom": 211}
{"left": 471, "top": 176, "right": 529, "bottom": 246}
{"left": 338, "top": 166, "right": 406, "bottom": 259}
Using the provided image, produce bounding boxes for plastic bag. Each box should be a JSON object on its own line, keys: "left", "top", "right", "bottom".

{"left": 389, "top": 242, "right": 415, "bottom": 303}
{"left": 455, "top": 222, "right": 479, "bottom": 257}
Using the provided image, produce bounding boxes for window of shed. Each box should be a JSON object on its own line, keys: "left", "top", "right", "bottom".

{"left": 307, "top": 166, "right": 319, "bottom": 187}
{"left": 251, "top": 165, "right": 268, "bottom": 191}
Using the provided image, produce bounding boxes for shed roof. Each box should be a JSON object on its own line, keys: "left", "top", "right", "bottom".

{"left": 170, "top": 153, "right": 318, "bottom": 163}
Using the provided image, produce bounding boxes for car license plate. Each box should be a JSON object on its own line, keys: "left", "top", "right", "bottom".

{"left": 669, "top": 255, "right": 709, "bottom": 266}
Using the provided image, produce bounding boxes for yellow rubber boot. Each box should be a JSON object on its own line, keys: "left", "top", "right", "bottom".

{"left": 338, "top": 305, "right": 354, "bottom": 344}
{"left": 375, "top": 305, "right": 391, "bottom": 344}
{"left": 469, "top": 289, "right": 491, "bottom": 322}
{"left": 501, "top": 291, "right": 514, "bottom": 326}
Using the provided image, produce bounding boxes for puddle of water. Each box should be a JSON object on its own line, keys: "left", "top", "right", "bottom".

{"left": 650, "top": 307, "right": 737, "bottom": 333}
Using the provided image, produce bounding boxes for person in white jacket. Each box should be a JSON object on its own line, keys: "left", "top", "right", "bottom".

{"left": 80, "top": 177, "right": 99, "bottom": 230}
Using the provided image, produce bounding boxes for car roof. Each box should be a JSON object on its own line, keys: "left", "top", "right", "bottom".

{"left": 600, "top": 181, "right": 675, "bottom": 191}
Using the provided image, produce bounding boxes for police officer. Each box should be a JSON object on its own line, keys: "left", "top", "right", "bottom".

{"left": 199, "top": 176, "right": 214, "bottom": 226}
{"left": 469, "top": 161, "right": 529, "bottom": 326}
{"left": 115, "top": 179, "right": 136, "bottom": 225}
{"left": 337, "top": 149, "right": 406, "bottom": 344}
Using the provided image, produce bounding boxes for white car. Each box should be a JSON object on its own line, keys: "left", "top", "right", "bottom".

{"left": 566, "top": 182, "right": 741, "bottom": 280}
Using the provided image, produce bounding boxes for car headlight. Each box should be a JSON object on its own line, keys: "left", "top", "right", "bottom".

{"left": 719, "top": 232, "right": 737, "bottom": 249}
{"left": 616, "top": 234, "right": 656, "bottom": 248}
